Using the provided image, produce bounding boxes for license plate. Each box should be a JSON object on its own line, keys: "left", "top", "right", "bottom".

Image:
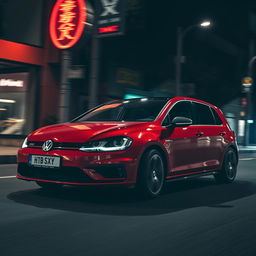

{"left": 29, "top": 155, "right": 61, "bottom": 168}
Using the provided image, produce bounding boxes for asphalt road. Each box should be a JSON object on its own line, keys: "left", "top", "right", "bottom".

{"left": 1, "top": 158, "right": 256, "bottom": 256}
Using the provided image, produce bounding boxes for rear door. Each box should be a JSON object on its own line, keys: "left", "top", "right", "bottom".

{"left": 162, "top": 100, "right": 203, "bottom": 174}
{"left": 191, "top": 102, "right": 223, "bottom": 170}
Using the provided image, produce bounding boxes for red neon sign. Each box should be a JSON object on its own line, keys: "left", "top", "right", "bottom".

{"left": 98, "top": 25, "right": 119, "bottom": 34}
{"left": 49, "top": 0, "right": 86, "bottom": 49}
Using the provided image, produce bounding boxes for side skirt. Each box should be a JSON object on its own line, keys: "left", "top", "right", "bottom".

{"left": 166, "top": 171, "right": 218, "bottom": 182}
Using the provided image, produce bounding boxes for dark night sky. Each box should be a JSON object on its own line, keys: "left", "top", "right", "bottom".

{"left": 1, "top": 0, "right": 256, "bottom": 106}
{"left": 116, "top": 0, "right": 255, "bottom": 106}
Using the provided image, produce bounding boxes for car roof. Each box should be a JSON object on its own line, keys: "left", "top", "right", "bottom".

{"left": 105, "top": 97, "right": 219, "bottom": 110}
{"left": 170, "top": 97, "right": 219, "bottom": 109}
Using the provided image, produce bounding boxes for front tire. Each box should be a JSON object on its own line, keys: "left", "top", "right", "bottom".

{"left": 214, "top": 148, "right": 238, "bottom": 184}
{"left": 136, "top": 149, "right": 165, "bottom": 198}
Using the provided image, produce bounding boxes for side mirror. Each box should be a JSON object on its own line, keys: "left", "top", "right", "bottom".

{"left": 171, "top": 116, "right": 192, "bottom": 127}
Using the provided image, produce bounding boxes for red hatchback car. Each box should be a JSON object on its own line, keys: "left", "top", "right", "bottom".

{"left": 17, "top": 97, "right": 238, "bottom": 198}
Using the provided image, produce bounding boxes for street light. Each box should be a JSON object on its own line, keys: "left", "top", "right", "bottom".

{"left": 200, "top": 21, "right": 211, "bottom": 27}
{"left": 175, "top": 20, "right": 211, "bottom": 96}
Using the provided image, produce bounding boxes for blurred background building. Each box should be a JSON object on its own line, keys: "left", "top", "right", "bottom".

{"left": 0, "top": 0, "right": 256, "bottom": 146}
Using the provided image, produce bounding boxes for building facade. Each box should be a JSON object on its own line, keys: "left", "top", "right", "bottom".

{"left": 0, "top": 0, "right": 94, "bottom": 146}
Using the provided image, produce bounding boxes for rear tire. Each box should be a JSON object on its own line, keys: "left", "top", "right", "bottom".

{"left": 214, "top": 148, "right": 237, "bottom": 184}
{"left": 136, "top": 149, "right": 165, "bottom": 198}
{"left": 36, "top": 181, "right": 63, "bottom": 190}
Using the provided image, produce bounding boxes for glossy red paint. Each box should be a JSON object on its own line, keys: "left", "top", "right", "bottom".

{"left": 17, "top": 97, "right": 238, "bottom": 188}
{"left": 49, "top": 0, "right": 86, "bottom": 49}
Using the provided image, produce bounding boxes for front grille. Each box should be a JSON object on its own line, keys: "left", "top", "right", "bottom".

{"left": 27, "top": 141, "right": 82, "bottom": 150}
{"left": 27, "top": 141, "right": 44, "bottom": 148}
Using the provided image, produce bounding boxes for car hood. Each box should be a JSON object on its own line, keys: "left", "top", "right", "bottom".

{"left": 28, "top": 122, "right": 151, "bottom": 143}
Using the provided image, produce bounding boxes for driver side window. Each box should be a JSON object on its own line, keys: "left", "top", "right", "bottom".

{"left": 163, "top": 101, "right": 193, "bottom": 126}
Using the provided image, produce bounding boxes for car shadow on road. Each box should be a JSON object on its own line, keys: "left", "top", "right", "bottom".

{"left": 7, "top": 177, "right": 256, "bottom": 216}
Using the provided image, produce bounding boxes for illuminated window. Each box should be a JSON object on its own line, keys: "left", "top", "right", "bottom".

{"left": 0, "top": 73, "right": 28, "bottom": 135}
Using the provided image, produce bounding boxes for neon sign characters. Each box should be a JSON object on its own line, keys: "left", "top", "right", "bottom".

{"left": 50, "top": 0, "right": 86, "bottom": 49}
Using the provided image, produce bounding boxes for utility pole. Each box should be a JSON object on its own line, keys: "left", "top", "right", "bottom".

{"left": 58, "top": 50, "right": 71, "bottom": 122}
{"left": 88, "top": 28, "right": 100, "bottom": 109}
{"left": 243, "top": 56, "right": 256, "bottom": 145}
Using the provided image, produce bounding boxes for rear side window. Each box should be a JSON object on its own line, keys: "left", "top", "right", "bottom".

{"left": 163, "top": 101, "right": 192, "bottom": 126}
{"left": 211, "top": 108, "right": 223, "bottom": 125}
{"left": 193, "top": 102, "right": 215, "bottom": 125}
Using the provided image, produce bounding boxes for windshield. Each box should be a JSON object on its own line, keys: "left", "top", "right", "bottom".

{"left": 75, "top": 98, "right": 169, "bottom": 122}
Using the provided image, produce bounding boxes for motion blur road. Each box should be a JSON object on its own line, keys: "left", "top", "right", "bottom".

{"left": 1, "top": 157, "right": 256, "bottom": 256}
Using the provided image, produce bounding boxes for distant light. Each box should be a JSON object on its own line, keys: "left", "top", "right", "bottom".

{"left": 0, "top": 79, "right": 23, "bottom": 87}
{"left": 123, "top": 100, "right": 130, "bottom": 104}
{"left": 124, "top": 94, "right": 144, "bottom": 99}
{"left": 200, "top": 21, "right": 211, "bottom": 27}
{"left": 98, "top": 25, "right": 119, "bottom": 34}
{"left": 141, "top": 98, "right": 148, "bottom": 102}
{"left": 248, "top": 120, "right": 254, "bottom": 124}
{"left": 0, "top": 108, "right": 7, "bottom": 111}
{"left": 238, "top": 120, "right": 245, "bottom": 136}
{"left": 0, "top": 99, "right": 16, "bottom": 103}
{"left": 240, "top": 111, "right": 246, "bottom": 117}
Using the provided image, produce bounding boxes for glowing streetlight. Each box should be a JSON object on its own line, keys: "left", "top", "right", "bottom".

{"left": 200, "top": 21, "right": 211, "bottom": 27}
{"left": 175, "top": 20, "right": 212, "bottom": 96}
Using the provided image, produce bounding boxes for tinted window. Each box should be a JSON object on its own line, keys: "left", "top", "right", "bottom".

{"left": 163, "top": 101, "right": 192, "bottom": 126}
{"left": 193, "top": 102, "right": 215, "bottom": 125}
{"left": 76, "top": 99, "right": 168, "bottom": 122}
{"left": 211, "top": 108, "right": 223, "bottom": 125}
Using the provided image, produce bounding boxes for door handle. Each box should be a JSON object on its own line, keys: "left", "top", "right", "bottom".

{"left": 219, "top": 132, "right": 226, "bottom": 136}
{"left": 196, "top": 132, "right": 204, "bottom": 137}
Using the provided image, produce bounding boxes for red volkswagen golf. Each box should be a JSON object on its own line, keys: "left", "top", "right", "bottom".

{"left": 17, "top": 97, "right": 238, "bottom": 198}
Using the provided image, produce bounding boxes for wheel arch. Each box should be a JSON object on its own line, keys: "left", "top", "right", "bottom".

{"left": 137, "top": 143, "right": 169, "bottom": 180}
{"left": 222, "top": 144, "right": 239, "bottom": 166}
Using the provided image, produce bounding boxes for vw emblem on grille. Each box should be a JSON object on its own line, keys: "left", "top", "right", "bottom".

{"left": 42, "top": 140, "right": 53, "bottom": 152}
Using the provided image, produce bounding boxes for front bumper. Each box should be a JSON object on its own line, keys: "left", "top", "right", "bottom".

{"left": 17, "top": 147, "right": 139, "bottom": 186}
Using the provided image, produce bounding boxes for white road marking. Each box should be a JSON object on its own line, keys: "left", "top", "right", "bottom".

{"left": 0, "top": 176, "right": 16, "bottom": 179}
{"left": 240, "top": 158, "right": 256, "bottom": 161}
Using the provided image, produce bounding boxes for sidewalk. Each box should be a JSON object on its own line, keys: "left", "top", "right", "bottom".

{"left": 238, "top": 146, "right": 256, "bottom": 154}
{"left": 1, "top": 145, "right": 256, "bottom": 165}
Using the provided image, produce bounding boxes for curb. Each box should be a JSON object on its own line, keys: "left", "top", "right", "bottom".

{"left": 239, "top": 150, "right": 256, "bottom": 154}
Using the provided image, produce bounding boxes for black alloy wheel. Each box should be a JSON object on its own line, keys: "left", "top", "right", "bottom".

{"left": 137, "top": 149, "right": 165, "bottom": 198}
{"left": 214, "top": 148, "right": 238, "bottom": 184}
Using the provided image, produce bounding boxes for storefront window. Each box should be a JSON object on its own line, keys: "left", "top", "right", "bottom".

{"left": 0, "top": 72, "right": 28, "bottom": 134}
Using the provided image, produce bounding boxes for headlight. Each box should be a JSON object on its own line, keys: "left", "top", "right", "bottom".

{"left": 21, "top": 137, "right": 28, "bottom": 148}
{"left": 79, "top": 136, "right": 132, "bottom": 152}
